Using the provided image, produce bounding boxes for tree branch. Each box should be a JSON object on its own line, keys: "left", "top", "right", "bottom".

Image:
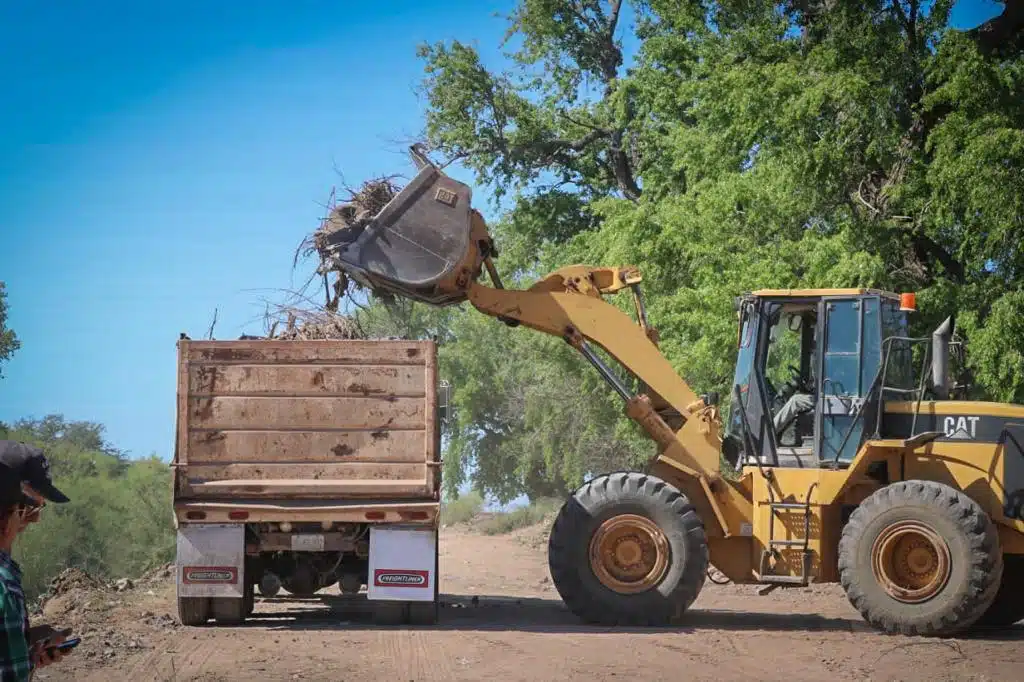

{"left": 911, "top": 232, "right": 966, "bottom": 284}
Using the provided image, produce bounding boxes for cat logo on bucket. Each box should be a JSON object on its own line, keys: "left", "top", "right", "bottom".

{"left": 373, "top": 569, "right": 429, "bottom": 588}
{"left": 182, "top": 566, "right": 238, "bottom": 585}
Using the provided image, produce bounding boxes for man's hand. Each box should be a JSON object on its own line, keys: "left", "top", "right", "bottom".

{"left": 31, "top": 633, "right": 73, "bottom": 668}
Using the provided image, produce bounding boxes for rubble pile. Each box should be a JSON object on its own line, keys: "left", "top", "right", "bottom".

{"left": 31, "top": 564, "right": 181, "bottom": 666}
{"left": 46, "top": 567, "right": 103, "bottom": 596}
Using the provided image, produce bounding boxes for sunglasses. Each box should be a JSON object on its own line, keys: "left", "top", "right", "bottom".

{"left": 17, "top": 488, "right": 45, "bottom": 520}
{"left": 18, "top": 501, "right": 42, "bottom": 516}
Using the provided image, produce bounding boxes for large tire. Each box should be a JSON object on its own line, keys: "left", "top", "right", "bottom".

{"left": 976, "top": 554, "right": 1024, "bottom": 628}
{"left": 838, "top": 480, "right": 1003, "bottom": 637}
{"left": 547, "top": 471, "right": 708, "bottom": 626}
{"left": 177, "top": 597, "right": 210, "bottom": 626}
{"left": 210, "top": 597, "right": 246, "bottom": 625}
{"left": 244, "top": 581, "right": 255, "bottom": 617}
{"left": 371, "top": 601, "right": 408, "bottom": 625}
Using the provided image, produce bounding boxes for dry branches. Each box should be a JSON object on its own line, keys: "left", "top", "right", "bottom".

{"left": 263, "top": 304, "right": 364, "bottom": 341}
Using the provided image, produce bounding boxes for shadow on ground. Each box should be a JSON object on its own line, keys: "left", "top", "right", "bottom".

{"left": 225, "top": 592, "right": 1019, "bottom": 638}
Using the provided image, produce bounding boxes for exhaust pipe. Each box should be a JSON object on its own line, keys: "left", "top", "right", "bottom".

{"left": 931, "top": 316, "right": 954, "bottom": 399}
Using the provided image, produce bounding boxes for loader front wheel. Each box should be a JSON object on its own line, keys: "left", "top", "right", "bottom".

{"left": 838, "top": 480, "right": 1002, "bottom": 637}
{"left": 975, "top": 554, "right": 1024, "bottom": 628}
{"left": 548, "top": 472, "right": 707, "bottom": 626}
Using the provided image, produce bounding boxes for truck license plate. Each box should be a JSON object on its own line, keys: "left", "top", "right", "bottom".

{"left": 291, "top": 534, "right": 325, "bottom": 551}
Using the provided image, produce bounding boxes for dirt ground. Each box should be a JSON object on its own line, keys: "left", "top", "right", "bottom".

{"left": 35, "top": 520, "right": 1024, "bottom": 682}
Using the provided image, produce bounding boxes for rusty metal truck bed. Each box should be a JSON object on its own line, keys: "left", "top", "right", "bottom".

{"left": 173, "top": 339, "right": 441, "bottom": 504}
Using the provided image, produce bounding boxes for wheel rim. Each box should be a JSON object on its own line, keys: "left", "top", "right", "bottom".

{"left": 871, "top": 520, "right": 951, "bottom": 603}
{"left": 588, "top": 514, "right": 670, "bottom": 594}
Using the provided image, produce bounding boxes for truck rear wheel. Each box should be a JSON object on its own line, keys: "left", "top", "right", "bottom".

{"left": 838, "top": 480, "right": 1002, "bottom": 636}
{"left": 211, "top": 597, "right": 247, "bottom": 625}
{"left": 371, "top": 601, "right": 408, "bottom": 625}
{"left": 177, "top": 597, "right": 210, "bottom": 626}
{"left": 548, "top": 472, "right": 708, "bottom": 626}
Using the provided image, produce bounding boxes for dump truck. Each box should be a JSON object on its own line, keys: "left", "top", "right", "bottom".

{"left": 171, "top": 337, "right": 446, "bottom": 626}
{"left": 314, "top": 147, "right": 1024, "bottom": 636}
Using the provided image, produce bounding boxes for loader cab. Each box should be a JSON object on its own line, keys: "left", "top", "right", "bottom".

{"left": 724, "top": 289, "right": 913, "bottom": 470}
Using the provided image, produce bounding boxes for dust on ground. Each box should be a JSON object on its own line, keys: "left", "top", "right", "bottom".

{"left": 36, "top": 521, "right": 1024, "bottom": 682}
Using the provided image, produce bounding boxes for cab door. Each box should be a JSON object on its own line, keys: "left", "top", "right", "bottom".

{"left": 814, "top": 296, "right": 881, "bottom": 465}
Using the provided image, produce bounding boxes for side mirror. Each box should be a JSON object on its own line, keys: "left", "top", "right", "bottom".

{"left": 931, "top": 316, "right": 954, "bottom": 399}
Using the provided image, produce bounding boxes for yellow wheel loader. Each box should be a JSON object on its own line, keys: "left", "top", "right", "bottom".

{"left": 319, "top": 149, "right": 1024, "bottom": 636}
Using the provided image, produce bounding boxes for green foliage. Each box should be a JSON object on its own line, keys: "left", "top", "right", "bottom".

{"left": 477, "top": 497, "right": 563, "bottom": 535}
{"left": 358, "top": 1, "right": 1024, "bottom": 503}
{"left": 0, "top": 416, "right": 174, "bottom": 600}
{"left": 0, "top": 283, "right": 20, "bottom": 378}
{"left": 440, "top": 490, "right": 485, "bottom": 525}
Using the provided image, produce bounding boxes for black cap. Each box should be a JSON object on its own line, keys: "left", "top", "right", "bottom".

{"left": 0, "top": 463, "right": 33, "bottom": 508}
{"left": 0, "top": 441, "right": 69, "bottom": 503}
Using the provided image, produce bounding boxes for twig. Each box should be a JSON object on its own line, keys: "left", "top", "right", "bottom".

{"left": 205, "top": 308, "right": 218, "bottom": 340}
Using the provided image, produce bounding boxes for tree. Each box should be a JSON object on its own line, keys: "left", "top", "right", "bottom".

{"left": 5, "top": 415, "right": 174, "bottom": 599}
{"left": 404, "top": 0, "right": 1024, "bottom": 501}
{"left": 0, "top": 283, "right": 20, "bottom": 378}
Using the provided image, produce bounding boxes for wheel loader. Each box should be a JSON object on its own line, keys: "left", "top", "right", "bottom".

{"left": 316, "top": 148, "right": 1024, "bottom": 636}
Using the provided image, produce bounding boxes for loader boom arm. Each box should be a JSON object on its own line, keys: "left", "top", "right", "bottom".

{"left": 465, "top": 256, "right": 724, "bottom": 482}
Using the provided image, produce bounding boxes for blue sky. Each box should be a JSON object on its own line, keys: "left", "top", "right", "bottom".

{"left": 0, "top": 0, "right": 1006, "bottom": 462}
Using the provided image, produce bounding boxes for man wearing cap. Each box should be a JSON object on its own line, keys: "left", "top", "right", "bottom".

{"left": 0, "top": 442, "right": 70, "bottom": 518}
{"left": 0, "top": 460, "right": 70, "bottom": 681}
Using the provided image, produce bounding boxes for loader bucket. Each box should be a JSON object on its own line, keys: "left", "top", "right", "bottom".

{"left": 319, "top": 152, "right": 487, "bottom": 306}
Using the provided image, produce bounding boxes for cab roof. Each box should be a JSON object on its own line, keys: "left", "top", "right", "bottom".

{"left": 750, "top": 288, "right": 901, "bottom": 300}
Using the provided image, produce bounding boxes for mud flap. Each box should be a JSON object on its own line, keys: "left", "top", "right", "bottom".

{"left": 176, "top": 524, "right": 245, "bottom": 599}
{"left": 367, "top": 526, "right": 437, "bottom": 602}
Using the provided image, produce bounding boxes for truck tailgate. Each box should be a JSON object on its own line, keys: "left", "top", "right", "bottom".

{"left": 174, "top": 339, "right": 440, "bottom": 501}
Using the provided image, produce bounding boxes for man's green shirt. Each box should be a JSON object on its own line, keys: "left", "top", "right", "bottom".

{"left": 0, "top": 551, "right": 31, "bottom": 682}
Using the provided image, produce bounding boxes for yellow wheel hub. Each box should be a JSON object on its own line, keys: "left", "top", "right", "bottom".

{"left": 871, "top": 520, "right": 951, "bottom": 604}
{"left": 588, "top": 514, "right": 669, "bottom": 594}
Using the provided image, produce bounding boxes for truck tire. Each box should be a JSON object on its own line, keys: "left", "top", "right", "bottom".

{"left": 211, "top": 597, "right": 247, "bottom": 625}
{"left": 244, "top": 582, "right": 255, "bottom": 617}
{"left": 548, "top": 471, "right": 708, "bottom": 626}
{"left": 371, "top": 601, "right": 407, "bottom": 625}
{"left": 838, "top": 480, "right": 1003, "bottom": 637}
{"left": 408, "top": 528, "right": 441, "bottom": 625}
{"left": 177, "top": 597, "right": 210, "bottom": 626}
{"left": 976, "top": 554, "right": 1024, "bottom": 628}
{"left": 407, "top": 601, "right": 438, "bottom": 625}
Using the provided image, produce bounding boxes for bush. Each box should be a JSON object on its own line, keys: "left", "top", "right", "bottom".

{"left": 440, "top": 490, "right": 484, "bottom": 525}
{"left": 2, "top": 417, "right": 176, "bottom": 600}
{"left": 478, "top": 497, "right": 562, "bottom": 535}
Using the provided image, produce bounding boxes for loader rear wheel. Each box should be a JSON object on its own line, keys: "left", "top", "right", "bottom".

{"left": 548, "top": 472, "right": 707, "bottom": 626}
{"left": 976, "top": 554, "right": 1024, "bottom": 628}
{"left": 838, "top": 480, "right": 1002, "bottom": 637}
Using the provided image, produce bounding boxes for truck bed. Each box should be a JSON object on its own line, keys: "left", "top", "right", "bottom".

{"left": 173, "top": 339, "right": 440, "bottom": 503}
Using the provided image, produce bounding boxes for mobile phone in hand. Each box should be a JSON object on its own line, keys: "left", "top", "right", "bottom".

{"left": 45, "top": 637, "right": 81, "bottom": 656}
{"left": 55, "top": 637, "right": 81, "bottom": 651}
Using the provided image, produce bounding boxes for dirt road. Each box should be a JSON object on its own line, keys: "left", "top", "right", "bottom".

{"left": 42, "top": 521, "right": 1024, "bottom": 682}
